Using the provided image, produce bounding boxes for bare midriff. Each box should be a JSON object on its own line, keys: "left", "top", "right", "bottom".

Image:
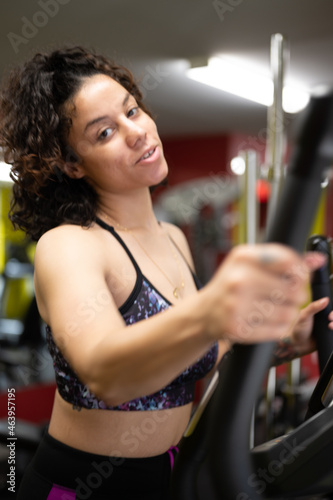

{"left": 48, "top": 390, "right": 192, "bottom": 457}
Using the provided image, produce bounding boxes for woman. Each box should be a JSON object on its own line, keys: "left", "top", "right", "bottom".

{"left": 0, "top": 46, "right": 330, "bottom": 499}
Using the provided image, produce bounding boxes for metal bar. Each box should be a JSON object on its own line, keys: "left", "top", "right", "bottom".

{"left": 265, "top": 33, "right": 288, "bottom": 232}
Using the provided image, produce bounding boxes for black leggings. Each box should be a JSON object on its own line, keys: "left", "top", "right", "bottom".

{"left": 17, "top": 431, "right": 179, "bottom": 499}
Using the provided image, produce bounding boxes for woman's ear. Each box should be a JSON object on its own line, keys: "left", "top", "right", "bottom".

{"left": 63, "top": 147, "right": 85, "bottom": 179}
{"left": 63, "top": 161, "right": 85, "bottom": 179}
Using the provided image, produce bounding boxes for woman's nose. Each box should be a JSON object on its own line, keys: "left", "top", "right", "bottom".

{"left": 124, "top": 120, "right": 146, "bottom": 148}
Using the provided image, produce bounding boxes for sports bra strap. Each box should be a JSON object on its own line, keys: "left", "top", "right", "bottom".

{"left": 96, "top": 217, "right": 202, "bottom": 290}
{"left": 95, "top": 217, "right": 142, "bottom": 275}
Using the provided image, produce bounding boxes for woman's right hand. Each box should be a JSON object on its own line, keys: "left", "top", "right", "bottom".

{"left": 202, "top": 243, "right": 327, "bottom": 346}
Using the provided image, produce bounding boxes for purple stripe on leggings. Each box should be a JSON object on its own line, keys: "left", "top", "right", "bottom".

{"left": 167, "top": 446, "right": 179, "bottom": 470}
{"left": 47, "top": 484, "right": 76, "bottom": 499}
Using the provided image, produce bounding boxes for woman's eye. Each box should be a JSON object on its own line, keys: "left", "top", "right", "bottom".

{"left": 98, "top": 128, "right": 113, "bottom": 140}
{"left": 127, "top": 107, "right": 139, "bottom": 118}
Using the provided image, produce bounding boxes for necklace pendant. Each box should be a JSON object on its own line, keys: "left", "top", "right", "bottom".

{"left": 173, "top": 288, "right": 179, "bottom": 299}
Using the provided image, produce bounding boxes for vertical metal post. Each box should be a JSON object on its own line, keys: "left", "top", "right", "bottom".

{"left": 237, "top": 149, "right": 259, "bottom": 448}
{"left": 265, "top": 34, "right": 287, "bottom": 440}
{"left": 246, "top": 150, "right": 259, "bottom": 245}
{"left": 238, "top": 149, "right": 259, "bottom": 245}
{"left": 264, "top": 34, "right": 302, "bottom": 440}
{"left": 265, "top": 33, "right": 287, "bottom": 232}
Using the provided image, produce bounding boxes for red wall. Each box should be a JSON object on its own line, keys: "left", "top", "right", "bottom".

{"left": 162, "top": 134, "right": 229, "bottom": 186}
{"left": 161, "top": 131, "right": 269, "bottom": 186}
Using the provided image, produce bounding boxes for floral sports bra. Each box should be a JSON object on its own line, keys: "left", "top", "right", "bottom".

{"left": 46, "top": 219, "right": 218, "bottom": 411}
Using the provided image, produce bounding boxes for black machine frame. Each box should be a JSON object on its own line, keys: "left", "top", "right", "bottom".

{"left": 171, "top": 88, "right": 333, "bottom": 499}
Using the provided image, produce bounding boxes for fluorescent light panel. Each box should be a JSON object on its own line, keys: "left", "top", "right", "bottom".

{"left": 187, "top": 56, "right": 310, "bottom": 114}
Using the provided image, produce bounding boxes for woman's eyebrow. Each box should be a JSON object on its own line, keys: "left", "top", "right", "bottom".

{"left": 84, "top": 93, "right": 131, "bottom": 134}
{"left": 84, "top": 115, "right": 109, "bottom": 133}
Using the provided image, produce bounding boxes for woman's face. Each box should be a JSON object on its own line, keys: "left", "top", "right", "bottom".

{"left": 65, "top": 74, "right": 168, "bottom": 195}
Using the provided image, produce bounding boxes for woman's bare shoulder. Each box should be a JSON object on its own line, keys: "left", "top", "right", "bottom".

{"left": 34, "top": 222, "right": 106, "bottom": 268}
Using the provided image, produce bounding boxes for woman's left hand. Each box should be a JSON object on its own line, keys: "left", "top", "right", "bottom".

{"left": 273, "top": 296, "right": 333, "bottom": 366}
{"left": 289, "top": 297, "right": 333, "bottom": 358}
{"left": 273, "top": 249, "right": 333, "bottom": 365}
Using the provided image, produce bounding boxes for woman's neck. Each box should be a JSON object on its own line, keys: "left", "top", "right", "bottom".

{"left": 97, "top": 188, "right": 159, "bottom": 232}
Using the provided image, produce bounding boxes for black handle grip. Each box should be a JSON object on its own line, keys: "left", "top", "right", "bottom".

{"left": 306, "top": 235, "right": 333, "bottom": 373}
{"left": 305, "top": 350, "right": 333, "bottom": 419}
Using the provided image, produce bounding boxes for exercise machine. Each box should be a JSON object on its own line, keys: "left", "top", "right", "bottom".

{"left": 171, "top": 87, "right": 333, "bottom": 499}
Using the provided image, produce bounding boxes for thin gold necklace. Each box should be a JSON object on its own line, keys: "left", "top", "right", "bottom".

{"left": 101, "top": 215, "right": 185, "bottom": 299}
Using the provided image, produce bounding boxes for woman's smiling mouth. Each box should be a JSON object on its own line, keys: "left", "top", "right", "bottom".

{"left": 137, "top": 146, "right": 158, "bottom": 163}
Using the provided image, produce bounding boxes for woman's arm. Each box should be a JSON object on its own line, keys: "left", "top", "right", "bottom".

{"left": 34, "top": 224, "right": 323, "bottom": 407}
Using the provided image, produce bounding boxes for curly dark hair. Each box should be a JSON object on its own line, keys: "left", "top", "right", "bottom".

{"left": 0, "top": 46, "right": 152, "bottom": 241}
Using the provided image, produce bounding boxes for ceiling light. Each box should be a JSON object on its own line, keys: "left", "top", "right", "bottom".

{"left": 230, "top": 156, "right": 246, "bottom": 175}
{"left": 282, "top": 86, "right": 310, "bottom": 113}
{"left": 187, "top": 56, "right": 310, "bottom": 114}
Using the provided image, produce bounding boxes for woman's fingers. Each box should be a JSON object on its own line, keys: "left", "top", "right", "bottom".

{"left": 209, "top": 244, "right": 328, "bottom": 345}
